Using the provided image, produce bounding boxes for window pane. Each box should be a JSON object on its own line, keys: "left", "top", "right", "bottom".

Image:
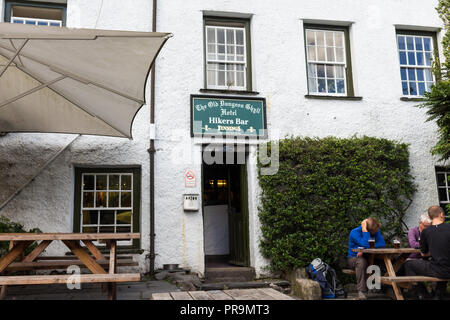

{"left": 325, "top": 32, "right": 334, "bottom": 46}
{"left": 83, "top": 175, "right": 94, "bottom": 190}
{"left": 116, "top": 226, "right": 131, "bottom": 233}
{"left": 426, "top": 82, "right": 433, "bottom": 92}
{"left": 96, "top": 192, "right": 107, "bottom": 207}
{"left": 207, "top": 44, "right": 216, "bottom": 54}
{"left": 409, "top": 82, "right": 417, "bottom": 95}
{"left": 406, "top": 37, "right": 414, "bottom": 50}
{"left": 226, "top": 29, "right": 234, "bottom": 44}
{"left": 317, "top": 47, "right": 325, "bottom": 61}
{"left": 207, "top": 70, "right": 216, "bottom": 86}
{"left": 425, "top": 53, "right": 432, "bottom": 66}
{"left": 425, "top": 69, "right": 433, "bottom": 81}
{"left": 399, "top": 52, "right": 407, "bottom": 65}
{"left": 121, "top": 175, "right": 132, "bottom": 190}
{"left": 415, "top": 37, "right": 423, "bottom": 51}
{"left": 307, "top": 46, "right": 316, "bottom": 61}
{"left": 437, "top": 173, "right": 446, "bottom": 186}
{"left": 236, "top": 72, "right": 245, "bottom": 87}
{"left": 336, "top": 48, "right": 344, "bottom": 62}
{"left": 99, "top": 210, "right": 115, "bottom": 225}
{"left": 83, "top": 210, "right": 98, "bottom": 225}
{"left": 317, "top": 64, "right": 325, "bottom": 77}
{"left": 418, "top": 82, "right": 425, "bottom": 96}
{"left": 96, "top": 175, "right": 107, "bottom": 190}
{"left": 335, "top": 32, "right": 343, "bottom": 47}
{"left": 336, "top": 66, "right": 345, "bottom": 79}
{"left": 99, "top": 226, "right": 115, "bottom": 233}
{"left": 83, "top": 192, "right": 94, "bottom": 208}
{"left": 236, "top": 30, "right": 244, "bottom": 45}
{"left": 218, "top": 70, "right": 225, "bottom": 85}
{"left": 438, "top": 188, "right": 448, "bottom": 201}
{"left": 398, "top": 36, "right": 405, "bottom": 50}
{"left": 117, "top": 210, "right": 132, "bottom": 224}
{"left": 308, "top": 77, "right": 317, "bottom": 93}
{"left": 326, "top": 65, "right": 334, "bottom": 78}
{"left": 109, "top": 175, "right": 120, "bottom": 190}
{"left": 407, "top": 52, "right": 416, "bottom": 65}
{"left": 308, "top": 64, "right": 317, "bottom": 77}
{"left": 326, "top": 47, "right": 335, "bottom": 62}
{"left": 417, "top": 69, "right": 424, "bottom": 81}
{"left": 402, "top": 82, "right": 408, "bottom": 95}
{"left": 408, "top": 68, "right": 416, "bottom": 81}
{"left": 108, "top": 192, "right": 119, "bottom": 207}
{"left": 416, "top": 52, "right": 424, "bottom": 66}
{"left": 400, "top": 68, "right": 407, "bottom": 80}
{"left": 316, "top": 31, "right": 325, "bottom": 46}
{"left": 337, "top": 80, "right": 345, "bottom": 93}
{"left": 306, "top": 30, "right": 315, "bottom": 45}
{"left": 121, "top": 192, "right": 132, "bottom": 207}
{"left": 423, "top": 38, "right": 431, "bottom": 51}
{"left": 83, "top": 227, "right": 97, "bottom": 233}
{"left": 217, "top": 29, "right": 225, "bottom": 44}
{"left": 327, "top": 79, "right": 336, "bottom": 93}
{"left": 207, "top": 28, "right": 215, "bottom": 43}
{"left": 318, "top": 78, "right": 326, "bottom": 93}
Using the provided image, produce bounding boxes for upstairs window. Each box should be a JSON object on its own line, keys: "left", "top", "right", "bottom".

{"left": 204, "top": 18, "right": 251, "bottom": 91}
{"left": 436, "top": 167, "right": 450, "bottom": 215}
{"left": 397, "top": 32, "right": 435, "bottom": 96}
{"left": 305, "top": 25, "right": 354, "bottom": 96}
{"left": 5, "top": 1, "right": 66, "bottom": 27}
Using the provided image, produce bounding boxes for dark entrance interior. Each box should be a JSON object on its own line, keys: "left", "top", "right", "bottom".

{"left": 202, "top": 148, "right": 250, "bottom": 269}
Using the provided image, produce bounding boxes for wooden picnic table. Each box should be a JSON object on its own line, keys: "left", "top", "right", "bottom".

{"left": 0, "top": 233, "right": 141, "bottom": 300}
{"left": 352, "top": 247, "right": 421, "bottom": 300}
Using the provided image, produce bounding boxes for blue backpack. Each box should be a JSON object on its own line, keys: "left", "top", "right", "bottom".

{"left": 305, "top": 258, "right": 346, "bottom": 299}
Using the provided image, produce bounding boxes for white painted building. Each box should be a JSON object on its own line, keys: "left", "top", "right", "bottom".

{"left": 0, "top": 0, "right": 447, "bottom": 278}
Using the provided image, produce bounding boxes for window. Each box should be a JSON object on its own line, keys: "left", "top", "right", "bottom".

{"left": 436, "top": 167, "right": 450, "bottom": 215}
{"left": 305, "top": 25, "right": 354, "bottom": 96}
{"left": 204, "top": 17, "right": 251, "bottom": 91}
{"left": 397, "top": 32, "right": 435, "bottom": 96}
{"left": 74, "top": 168, "right": 141, "bottom": 248}
{"left": 5, "top": 1, "right": 66, "bottom": 27}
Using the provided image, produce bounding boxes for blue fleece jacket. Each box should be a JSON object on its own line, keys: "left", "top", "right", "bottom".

{"left": 347, "top": 226, "right": 385, "bottom": 258}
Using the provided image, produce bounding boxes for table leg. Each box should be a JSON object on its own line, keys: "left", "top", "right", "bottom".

{"left": 0, "top": 241, "right": 15, "bottom": 299}
{"left": 0, "top": 241, "right": 33, "bottom": 273}
{"left": 107, "top": 240, "right": 117, "bottom": 300}
{"left": 384, "top": 255, "right": 404, "bottom": 300}
{"left": 62, "top": 240, "right": 107, "bottom": 274}
{"left": 82, "top": 240, "right": 105, "bottom": 261}
{"left": 23, "top": 240, "right": 52, "bottom": 263}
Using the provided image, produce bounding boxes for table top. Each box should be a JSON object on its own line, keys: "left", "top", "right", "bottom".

{"left": 0, "top": 233, "right": 140, "bottom": 241}
{"left": 352, "top": 248, "right": 420, "bottom": 254}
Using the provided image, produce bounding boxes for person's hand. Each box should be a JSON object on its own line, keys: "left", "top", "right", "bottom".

{"left": 361, "top": 219, "right": 368, "bottom": 233}
{"left": 357, "top": 252, "right": 364, "bottom": 258}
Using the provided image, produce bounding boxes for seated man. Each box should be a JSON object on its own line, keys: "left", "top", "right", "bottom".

{"left": 407, "top": 213, "right": 432, "bottom": 260}
{"left": 405, "top": 206, "right": 450, "bottom": 300}
{"left": 347, "top": 217, "right": 386, "bottom": 299}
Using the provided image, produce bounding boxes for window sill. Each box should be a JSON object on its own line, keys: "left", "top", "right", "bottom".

{"left": 400, "top": 97, "right": 425, "bottom": 102}
{"left": 305, "top": 95, "right": 363, "bottom": 101}
{"left": 200, "top": 88, "right": 260, "bottom": 95}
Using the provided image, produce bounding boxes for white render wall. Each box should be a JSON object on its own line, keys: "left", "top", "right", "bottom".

{"left": 0, "top": 0, "right": 447, "bottom": 277}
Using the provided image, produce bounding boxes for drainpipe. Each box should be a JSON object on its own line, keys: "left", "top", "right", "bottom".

{"left": 148, "top": 0, "right": 157, "bottom": 277}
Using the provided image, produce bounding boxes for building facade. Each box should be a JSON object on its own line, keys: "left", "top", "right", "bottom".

{"left": 0, "top": 0, "right": 447, "bottom": 277}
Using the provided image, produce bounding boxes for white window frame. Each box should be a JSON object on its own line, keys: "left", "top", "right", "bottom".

{"left": 80, "top": 173, "right": 134, "bottom": 246}
{"left": 397, "top": 34, "right": 435, "bottom": 97}
{"left": 205, "top": 25, "right": 247, "bottom": 91}
{"left": 436, "top": 169, "right": 450, "bottom": 207}
{"left": 11, "top": 15, "right": 62, "bottom": 27}
{"left": 305, "top": 28, "right": 348, "bottom": 96}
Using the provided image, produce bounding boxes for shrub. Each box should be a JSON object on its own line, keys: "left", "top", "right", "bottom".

{"left": 0, "top": 216, "right": 42, "bottom": 257}
{"left": 258, "top": 136, "right": 416, "bottom": 272}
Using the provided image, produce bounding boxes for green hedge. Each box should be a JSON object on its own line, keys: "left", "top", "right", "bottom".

{"left": 258, "top": 136, "right": 416, "bottom": 272}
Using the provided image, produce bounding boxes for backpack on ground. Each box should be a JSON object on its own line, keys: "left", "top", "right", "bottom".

{"left": 305, "top": 258, "right": 347, "bottom": 299}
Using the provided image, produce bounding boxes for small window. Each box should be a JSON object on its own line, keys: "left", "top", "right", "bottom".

{"left": 74, "top": 168, "right": 141, "bottom": 248}
{"left": 305, "top": 25, "right": 354, "bottom": 96}
{"left": 397, "top": 32, "right": 436, "bottom": 96}
{"left": 204, "top": 18, "right": 251, "bottom": 91}
{"left": 5, "top": 1, "right": 66, "bottom": 27}
{"left": 436, "top": 167, "right": 450, "bottom": 215}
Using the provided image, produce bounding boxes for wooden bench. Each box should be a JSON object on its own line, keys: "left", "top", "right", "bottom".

{"left": 342, "top": 269, "right": 356, "bottom": 275}
{"left": 0, "top": 273, "right": 141, "bottom": 285}
{"left": 381, "top": 276, "right": 449, "bottom": 284}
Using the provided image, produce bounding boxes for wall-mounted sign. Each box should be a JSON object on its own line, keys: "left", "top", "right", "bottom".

{"left": 185, "top": 169, "right": 196, "bottom": 188}
{"left": 191, "top": 95, "right": 267, "bottom": 138}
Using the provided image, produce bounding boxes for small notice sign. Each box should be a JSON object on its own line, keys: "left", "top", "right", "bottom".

{"left": 185, "top": 169, "right": 196, "bottom": 188}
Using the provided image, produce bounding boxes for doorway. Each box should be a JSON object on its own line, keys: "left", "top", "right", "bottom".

{"left": 202, "top": 152, "right": 250, "bottom": 268}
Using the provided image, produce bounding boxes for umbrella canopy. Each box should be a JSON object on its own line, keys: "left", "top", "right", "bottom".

{"left": 0, "top": 23, "right": 171, "bottom": 138}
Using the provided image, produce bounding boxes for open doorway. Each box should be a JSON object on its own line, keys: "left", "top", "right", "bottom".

{"left": 202, "top": 149, "right": 250, "bottom": 269}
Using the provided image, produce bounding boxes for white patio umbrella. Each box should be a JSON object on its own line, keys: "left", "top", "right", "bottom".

{"left": 0, "top": 23, "right": 171, "bottom": 138}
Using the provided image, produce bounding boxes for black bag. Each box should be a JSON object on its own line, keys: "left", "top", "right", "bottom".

{"left": 305, "top": 258, "right": 347, "bottom": 299}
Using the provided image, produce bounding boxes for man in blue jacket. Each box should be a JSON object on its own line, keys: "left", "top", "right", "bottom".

{"left": 347, "top": 217, "right": 386, "bottom": 299}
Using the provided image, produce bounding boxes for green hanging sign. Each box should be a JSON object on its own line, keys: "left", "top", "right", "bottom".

{"left": 190, "top": 95, "right": 267, "bottom": 138}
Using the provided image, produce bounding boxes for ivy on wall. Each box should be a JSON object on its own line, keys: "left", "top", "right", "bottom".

{"left": 0, "top": 217, "right": 41, "bottom": 257}
{"left": 258, "top": 136, "right": 416, "bottom": 272}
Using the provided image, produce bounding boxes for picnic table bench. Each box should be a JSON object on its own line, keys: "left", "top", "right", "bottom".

{"left": 348, "top": 248, "right": 449, "bottom": 300}
{"left": 0, "top": 233, "right": 141, "bottom": 300}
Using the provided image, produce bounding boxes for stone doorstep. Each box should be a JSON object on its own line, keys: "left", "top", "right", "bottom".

{"left": 199, "top": 280, "right": 291, "bottom": 292}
